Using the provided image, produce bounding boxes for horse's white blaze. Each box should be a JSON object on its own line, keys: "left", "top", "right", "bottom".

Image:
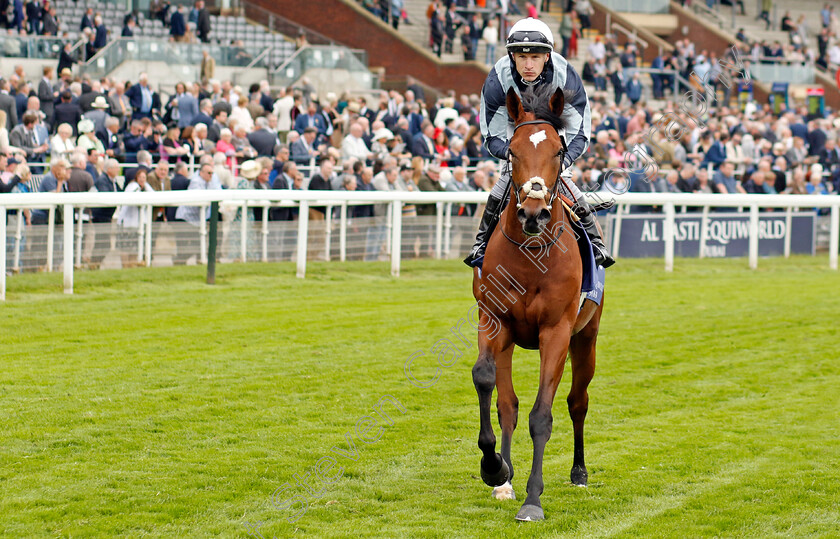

{"left": 522, "top": 176, "right": 548, "bottom": 200}
{"left": 529, "top": 129, "right": 547, "bottom": 148}
{"left": 492, "top": 481, "right": 516, "bottom": 500}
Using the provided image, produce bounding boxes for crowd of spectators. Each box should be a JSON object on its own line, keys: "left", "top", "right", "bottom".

{"left": 574, "top": 32, "right": 840, "bottom": 200}
{"left": 0, "top": 65, "right": 505, "bottom": 239}
{"left": 3, "top": 3, "right": 840, "bottom": 242}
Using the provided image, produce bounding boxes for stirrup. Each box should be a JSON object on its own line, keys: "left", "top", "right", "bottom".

{"left": 464, "top": 245, "right": 485, "bottom": 269}
{"left": 592, "top": 243, "right": 615, "bottom": 269}
{"left": 591, "top": 199, "right": 616, "bottom": 213}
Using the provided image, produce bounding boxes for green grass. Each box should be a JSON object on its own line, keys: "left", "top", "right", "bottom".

{"left": 2, "top": 257, "right": 839, "bottom": 538}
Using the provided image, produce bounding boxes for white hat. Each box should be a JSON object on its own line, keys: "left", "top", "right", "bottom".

{"left": 91, "top": 95, "right": 109, "bottom": 109}
{"left": 78, "top": 119, "right": 95, "bottom": 134}
{"left": 373, "top": 127, "right": 394, "bottom": 141}
{"left": 240, "top": 160, "right": 262, "bottom": 180}
{"left": 506, "top": 18, "right": 555, "bottom": 53}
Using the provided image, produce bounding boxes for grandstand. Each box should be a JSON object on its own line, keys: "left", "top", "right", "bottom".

{"left": 1, "top": 0, "right": 840, "bottom": 284}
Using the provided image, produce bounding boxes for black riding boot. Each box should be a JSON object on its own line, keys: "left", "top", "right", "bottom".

{"left": 463, "top": 194, "right": 504, "bottom": 268}
{"left": 576, "top": 201, "right": 616, "bottom": 268}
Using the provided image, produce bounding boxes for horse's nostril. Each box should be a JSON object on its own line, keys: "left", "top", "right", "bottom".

{"left": 539, "top": 208, "right": 551, "bottom": 223}
{"left": 517, "top": 208, "right": 527, "bottom": 222}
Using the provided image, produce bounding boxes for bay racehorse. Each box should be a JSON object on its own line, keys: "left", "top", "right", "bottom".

{"left": 471, "top": 85, "right": 604, "bottom": 521}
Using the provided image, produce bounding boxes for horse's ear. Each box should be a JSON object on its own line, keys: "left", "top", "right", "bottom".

{"left": 506, "top": 88, "right": 524, "bottom": 124}
{"left": 549, "top": 88, "right": 565, "bottom": 116}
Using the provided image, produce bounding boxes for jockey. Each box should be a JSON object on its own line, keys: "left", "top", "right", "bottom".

{"left": 464, "top": 17, "right": 615, "bottom": 269}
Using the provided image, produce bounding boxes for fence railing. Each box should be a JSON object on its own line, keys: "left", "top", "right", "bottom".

{"left": 1, "top": 191, "right": 838, "bottom": 300}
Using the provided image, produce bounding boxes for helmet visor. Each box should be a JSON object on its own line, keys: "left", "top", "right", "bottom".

{"left": 506, "top": 30, "right": 553, "bottom": 52}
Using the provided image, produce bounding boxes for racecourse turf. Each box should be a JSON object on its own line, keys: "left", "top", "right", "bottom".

{"left": 1, "top": 257, "right": 839, "bottom": 538}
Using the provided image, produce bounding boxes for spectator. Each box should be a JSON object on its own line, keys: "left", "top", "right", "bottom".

{"left": 109, "top": 81, "right": 131, "bottom": 128}
{"left": 307, "top": 157, "right": 334, "bottom": 220}
{"left": 342, "top": 122, "right": 373, "bottom": 163}
{"left": 84, "top": 95, "right": 110, "bottom": 136}
{"left": 147, "top": 160, "right": 171, "bottom": 194}
{"left": 175, "top": 159, "right": 222, "bottom": 225}
{"left": 743, "top": 170, "right": 776, "bottom": 194}
{"left": 93, "top": 15, "right": 108, "bottom": 51}
{"left": 460, "top": 26, "right": 475, "bottom": 61}
{"left": 290, "top": 126, "right": 320, "bottom": 164}
{"left": 247, "top": 117, "right": 280, "bottom": 157}
{"left": 80, "top": 7, "right": 94, "bottom": 31}
{"left": 67, "top": 151, "right": 94, "bottom": 192}
{"left": 122, "top": 17, "right": 136, "bottom": 37}
{"left": 0, "top": 79, "right": 18, "bottom": 131}
{"left": 162, "top": 126, "right": 189, "bottom": 164}
{"left": 200, "top": 51, "right": 216, "bottom": 83}
{"left": 125, "top": 73, "right": 161, "bottom": 121}
{"left": 77, "top": 119, "right": 105, "bottom": 154}
{"left": 25, "top": 0, "right": 43, "bottom": 35}
{"left": 431, "top": 10, "right": 444, "bottom": 58}
{"left": 293, "top": 101, "right": 327, "bottom": 138}
{"left": 482, "top": 18, "right": 498, "bottom": 66}
{"left": 412, "top": 121, "right": 436, "bottom": 161}
{"left": 10, "top": 111, "right": 48, "bottom": 163}
{"left": 625, "top": 73, "right": 642, "bottom": 105}
{"left": 805, "top": 164, "right": 828, "bottom": 194}
{"left": 30, "top": 158, "right": 70, "bottom": 224}
{"left": 676, "top": 163, "right": 698, "bottom": 193}
{"left": 118, "top": 167, "right": 155, "bottom": 229}
{"left": 559, "top": 12, "right": 573, "bottom": 58}
{"left": 57, "top": 46, "right": 75, "bottom": 76}
{"left": 196, "top": 0, "right": 211, "bottom": 43}
{"left": 170, "top": 5, "right": 187, "bottom": 42}
{"left": 50, "top": 122, "right": 75, "bottom": 161}
{"left": 38, "top": 67, "right": 56, "bottom": 124}
{"left": 92, "top": 158, "right": 122, "bottom": 223}
{"left": 712, "top": 161, "right": 746, "bottom": 194}
{"left": 54, "top": 91, "right": 82, "bottom": 136}
{"left": 230, "top": 96, "right": 254, "bottom": 132}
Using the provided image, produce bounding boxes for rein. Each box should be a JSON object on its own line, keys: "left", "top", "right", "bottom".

{"left": 500, "top": 119, "right": 575, "bottom": 250}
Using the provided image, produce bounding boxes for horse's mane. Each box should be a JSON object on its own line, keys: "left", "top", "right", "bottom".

{"left": 519, "top": 84, "right": 576, "bottom": 133}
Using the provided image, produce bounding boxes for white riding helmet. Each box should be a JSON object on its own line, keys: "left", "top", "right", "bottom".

{"left": 506, "top": 18, "right": 555, "bottom": 54}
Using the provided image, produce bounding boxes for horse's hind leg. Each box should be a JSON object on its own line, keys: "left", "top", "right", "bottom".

{"left": 472, "top": 324, "right": 512, "bottom": 489}
{"left": 567, "top": 301, "right": 602, "bottom": 487}
{"left": 492, "top": 346, "right": 517, "bottom": 500}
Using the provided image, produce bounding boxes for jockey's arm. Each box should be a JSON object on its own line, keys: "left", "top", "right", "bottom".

{"left": 559, "top": 63, "right": 591, "bottom": 169}
{"left": 479, "top": 69, "right": 511, "bottom": 160}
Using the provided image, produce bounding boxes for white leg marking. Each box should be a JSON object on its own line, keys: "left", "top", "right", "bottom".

{"left": 491, "top": 480, "right": 516, "bottom": 500}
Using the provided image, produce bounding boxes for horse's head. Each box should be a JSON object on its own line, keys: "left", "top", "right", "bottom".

{"left": 505, "top": 86, "right": 568, "bottom": 237}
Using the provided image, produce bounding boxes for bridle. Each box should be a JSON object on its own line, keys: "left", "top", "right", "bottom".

{"left": 500, "top": 119, "right": 573, "bottom": 250}
{"left": 508, "top": 119, "right": 571, "bottom": 213}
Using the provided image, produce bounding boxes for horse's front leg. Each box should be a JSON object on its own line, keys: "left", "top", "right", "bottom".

{"left": 516, "top": 323, "right": 572, "bottom": 522}
{"left": 472, "top": 320, "right": 512, "bottom": 489}
{"left": 492, "top": 346, "right": 518, "bottom": 500}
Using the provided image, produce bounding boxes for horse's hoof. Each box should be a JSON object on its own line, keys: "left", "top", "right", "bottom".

{"left": 515, "top": 504, "right": 544, "bottom": 521}
{"left": 571, "top": 465, "right": 588, "bottom": 487}
{"left": 491, "top": 481, "right": 516, "bottom": 500}
{"left": 480, "top": 454, "right": 510, "bottom": 487}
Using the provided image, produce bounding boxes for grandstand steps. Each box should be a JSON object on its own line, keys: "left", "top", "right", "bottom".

{"left": 398, "top": 0, "right": 492, "bottom": 65}
{"left": 615, "top": 12, "right": 678, "bottom": 36}
{"left": 546, "top": 11, "right": 670, "bottom": 109}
